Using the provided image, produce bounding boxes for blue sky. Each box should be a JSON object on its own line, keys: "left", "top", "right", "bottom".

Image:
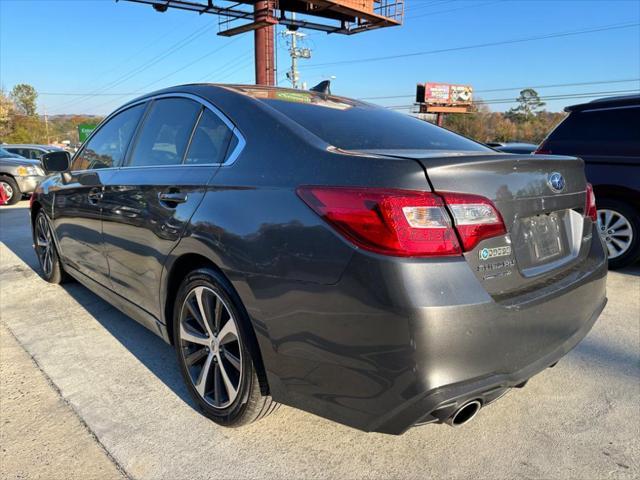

{"left": 1, "top": 0, "right": 639, "bottom": 115}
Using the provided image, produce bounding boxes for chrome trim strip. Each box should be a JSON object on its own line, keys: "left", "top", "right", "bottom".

{"left": 71, "top": 91, "right": 246, "bottom": 171}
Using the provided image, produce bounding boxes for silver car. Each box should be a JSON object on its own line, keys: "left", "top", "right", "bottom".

{"left": 2, "top": 144, "right": 65, "bottom": 161}
{"left": 0, "top": 148, "right": 46, "bottom": 204}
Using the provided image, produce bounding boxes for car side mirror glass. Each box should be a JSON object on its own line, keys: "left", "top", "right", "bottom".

{"left": 42, "top": 151, "right": 70, "bottom": 173}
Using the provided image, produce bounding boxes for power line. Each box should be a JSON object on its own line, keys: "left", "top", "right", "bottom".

{"left": 300, "top": 21, "right": 640, "bottom": 70}
{"left": 406, "top": 0, "right": 504, "bottom": 21}
{"left": 359, "top": 78, "right": 640, "bottom": 101}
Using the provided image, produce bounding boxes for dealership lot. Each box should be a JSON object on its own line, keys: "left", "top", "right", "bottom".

{"left": 1, "top": 201, "right": 638, "bottom": 479}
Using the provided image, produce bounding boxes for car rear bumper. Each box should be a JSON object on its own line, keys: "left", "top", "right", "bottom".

{"left": 15, "top": 175, "right": 45, "bottom": 194}
{"left": 253, "top": 227, "right": 608, "bottom": 434}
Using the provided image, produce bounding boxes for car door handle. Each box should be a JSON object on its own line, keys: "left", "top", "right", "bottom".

{"left": 158, "top": 191, "right": 188, "bottom": 206}
{"left": 87, "top": 188, "right": 103, "bottom": 205}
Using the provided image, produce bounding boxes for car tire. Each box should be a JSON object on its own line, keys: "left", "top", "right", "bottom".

{"left": 173, "top": 267, "right": 278, "bottom": 427}
{"left": 0, "top": 175, "right": 21, "bottom": 205}
{"left": 34, "top": 211, "right": 68, "bottom": 284}
{"left": 597, "top": 198, "right": 640, "bottom": 270}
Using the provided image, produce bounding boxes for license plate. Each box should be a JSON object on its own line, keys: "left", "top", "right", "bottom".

{"left": 524, "top": 213, "right": 563, "bottom": 262}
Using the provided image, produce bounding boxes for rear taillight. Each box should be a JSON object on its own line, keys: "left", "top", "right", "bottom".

{"left": 585, "top": 183, "right": 597, "bottom": 221}
{"left": 29, "top": 193, "right": 35, "bottom": 210}
{"left": 297, "top": 187, "right": 506, "bottom": 257}
{"left": 439, "top": 192, "right": 506, "bottom": 251}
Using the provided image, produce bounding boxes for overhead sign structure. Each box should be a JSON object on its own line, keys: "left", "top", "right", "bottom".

{"left": 78, "top": 124, "right": 97, "bottom": 143}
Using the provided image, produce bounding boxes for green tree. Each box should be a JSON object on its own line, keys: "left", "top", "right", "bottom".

{"left": 0, "top": 88, "right": 14, "bottom": 138}
{"left": 10, "top": 83, "right": 38, "bottom": 117}
{"left": 505, "top": 88, "right": 546, "bottom": 123}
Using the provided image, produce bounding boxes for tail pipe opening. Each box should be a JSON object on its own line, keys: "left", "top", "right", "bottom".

{"left": 446, "top": 400, "right": 482, "bottom": 427}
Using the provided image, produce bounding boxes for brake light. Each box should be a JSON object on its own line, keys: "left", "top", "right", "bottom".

{"left": 29, "top": 193, "right": 35, "bottom": 210}
{"left": 585, "top": 183, "right": 597, "bottom": 222}
{"left": 297, "top": 187, "right": 461, "bottom": 257}
{"left": 534, "top": 141, "right": 551, "bottom": 155}
{"left": 297, "top": 187, "right": 507, "bottom": 257}
{"left": 439, "top": 192, "right": 506, "bottom": 251}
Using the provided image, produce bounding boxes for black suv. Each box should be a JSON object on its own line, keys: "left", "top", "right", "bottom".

{"left": 536, "top": 94, "right": 640, "bottom": 269}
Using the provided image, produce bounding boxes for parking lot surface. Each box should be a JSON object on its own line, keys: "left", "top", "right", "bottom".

{"left": 1, "top": 201, "right": 639, "bottom": 480}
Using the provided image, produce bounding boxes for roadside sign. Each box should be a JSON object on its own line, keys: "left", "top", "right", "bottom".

{"left": 417, "top": 83, "right": 473, "bottom": 105}
{"left": 78, "top": 124, "right": 97, "bottom": 143}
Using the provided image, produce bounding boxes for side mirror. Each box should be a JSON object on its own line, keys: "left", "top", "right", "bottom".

{"left": 42, "top": 151, "right": 70, "bottom": 174}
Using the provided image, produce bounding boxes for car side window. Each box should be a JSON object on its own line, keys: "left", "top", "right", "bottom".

{"left": 71, "top": 104, "right": 145, "bottom": 171}
{"left": 184, "top": 109, "right": 234, "bottom": 165}
{"left": 127, "top": 98, "right": 201, "bottom": 167}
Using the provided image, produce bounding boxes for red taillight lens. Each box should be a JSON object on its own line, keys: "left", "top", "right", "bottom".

{"left": 534, "top": 140, "right": 551, "bottom": 155}
{"left": 296, "top": 187, "right": 461, "bottom": 257}
{"left": 29, "top": 193, "right": 35, "bottom": 210}
{"left": 297, "top": 187, "right": 508, "bottom": 257}
{"left": 439, "top": 192, "right": 506, "bottom": 251}
{"left": 585, "top": 183, "right": 597, "bottom": 221}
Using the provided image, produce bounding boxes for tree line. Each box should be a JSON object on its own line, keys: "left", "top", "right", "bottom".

{"left": 1, "top": 84, "right": 102, "bottom": 145}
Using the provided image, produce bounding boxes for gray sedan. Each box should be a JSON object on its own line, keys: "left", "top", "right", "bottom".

{"left": 0, "top": 148, "right": 46, "bottom": 204}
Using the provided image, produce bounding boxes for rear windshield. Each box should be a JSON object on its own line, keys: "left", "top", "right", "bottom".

{"left": 263, "top": 97, "right": 490, "bottom": 152}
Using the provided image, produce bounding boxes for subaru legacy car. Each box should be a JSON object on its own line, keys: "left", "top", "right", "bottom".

{"left": 31, "top": 84, "right": 607, "bottom": 434}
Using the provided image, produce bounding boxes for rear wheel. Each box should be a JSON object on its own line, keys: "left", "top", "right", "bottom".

{"left": 173, "top": 268, "right": 278, "bottom": 426}
{"left": 597, "top": 198, "right": 640, "bottom": 269}
{"left": 0, "top": 176, "right": 21, "bottom": 205}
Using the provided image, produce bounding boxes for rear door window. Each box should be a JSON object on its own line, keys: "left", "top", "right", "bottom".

{"left": 547, "top": 106, "right": 640, "bottom": 156}
{"left": 127, "top": 98, "right": 201, "bottom": 167}
{"left": 184, "top": 109, "right": 234, "bottom": 165}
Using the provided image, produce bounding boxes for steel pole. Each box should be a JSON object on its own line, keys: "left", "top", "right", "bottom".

{"left": 254, "top": 1, "right": 275, "bottom": 86}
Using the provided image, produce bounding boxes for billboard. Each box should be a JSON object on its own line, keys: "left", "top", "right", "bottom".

{"left": 416, "top": 83, "right": 473, "bottom": 105}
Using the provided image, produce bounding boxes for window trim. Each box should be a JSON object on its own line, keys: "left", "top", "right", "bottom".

{"left": 70, "top": 92, "right": 245, "bottom": 173}
{"left": 120, "top": 93, "right": 244, "bottom": 170}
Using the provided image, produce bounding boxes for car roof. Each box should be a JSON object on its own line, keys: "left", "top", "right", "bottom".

{"left": 565, "top": 94, "right": 640, "bottom": 112}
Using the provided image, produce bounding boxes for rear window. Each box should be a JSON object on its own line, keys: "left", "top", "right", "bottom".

{"left": 546, "top": 106, "right": 640, "bottom": 156}
{"left": 263, "top": 98, "right": 490, "bottom": 152}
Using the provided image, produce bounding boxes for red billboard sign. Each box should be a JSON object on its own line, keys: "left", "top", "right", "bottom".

{"left": 417, "top": 83, "right": 473, "bottom": 105}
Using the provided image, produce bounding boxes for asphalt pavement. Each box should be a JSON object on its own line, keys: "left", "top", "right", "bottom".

{"left": 1, "top": 201, "right": 639, "bottom": 480}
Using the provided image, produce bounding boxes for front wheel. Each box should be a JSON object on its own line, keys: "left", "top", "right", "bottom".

{"left": 597, "top": 198, "right": 640, "bottom": 269}
{"left": 0, "top": 176, "right": 21, "bottom": 205}
{"left": 34, "top": 211, "right": 68, "bottom": 283}
{"left": 173, "top": 268, "right": 278, "bottom": 426}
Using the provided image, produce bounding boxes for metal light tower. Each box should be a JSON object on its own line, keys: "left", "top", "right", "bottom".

{"left": 283, "top": 14, "right": 311, "bottom": 89}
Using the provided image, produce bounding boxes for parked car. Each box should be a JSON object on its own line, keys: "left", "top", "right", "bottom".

{"left": 0, "top": 147, "right": 46, "bottom": 204}
{"left": 535, "top": 94, "right": 640, "bottom": 268}
{"left": 489, "top": 142, "right": 538, "bottom": 154}
{"left": 2, "top": 144, "right": 65, "bottom": 161}
{"left": 31, "top": 84, "right": 607, "bottom": 434}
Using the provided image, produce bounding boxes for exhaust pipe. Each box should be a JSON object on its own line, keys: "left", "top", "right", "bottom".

{"left": 445, "top": 400, "right": 482, "bottom": 427}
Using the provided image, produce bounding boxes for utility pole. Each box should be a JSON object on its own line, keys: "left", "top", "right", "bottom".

{"left": 44, "top": 107, "right": 50, "bottom": 144}
{"left": 284, "top": 13, "right": 311, "bottom": 89}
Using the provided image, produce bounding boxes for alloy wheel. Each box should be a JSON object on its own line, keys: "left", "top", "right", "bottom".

{"left": 179, "top": 286, "right": 242, "bottom": 409}
{"left": 35, "top": 214, "right": 54, "bottom": 277}
{"left": 0, "top": 181, "right": 14, "bottom": 202}
{"left": 598, "top": 208, "right": 633, "bottom": 259}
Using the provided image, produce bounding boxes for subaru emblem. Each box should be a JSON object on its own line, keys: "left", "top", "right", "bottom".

{"left": 548, "top": 172, "right": 565, "bottom": 193}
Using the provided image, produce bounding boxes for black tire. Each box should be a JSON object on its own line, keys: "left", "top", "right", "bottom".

{"left": 0, "top": 175, "right": 21, "bottom": 205}
{"left": 173, "top": 267, "right": 278, "bottom": 427}
{"left": 597, "top": 198, "right": 640, "bottom": 270}
{"left": 34, "top": 211, "right": 68, "bottom": 284}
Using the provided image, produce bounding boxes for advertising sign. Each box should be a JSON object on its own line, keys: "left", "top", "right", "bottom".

{"left": 417, "top": 83, "right": 473, "bottom": 105}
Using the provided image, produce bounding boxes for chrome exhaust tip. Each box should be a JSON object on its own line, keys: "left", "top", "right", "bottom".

{"left": 446, "top": 400, "right": 482, "bottom": 427}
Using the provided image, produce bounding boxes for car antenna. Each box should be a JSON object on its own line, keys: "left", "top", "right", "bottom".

{"left": 310, "top": 80, "right": 331, "bottom": 96}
